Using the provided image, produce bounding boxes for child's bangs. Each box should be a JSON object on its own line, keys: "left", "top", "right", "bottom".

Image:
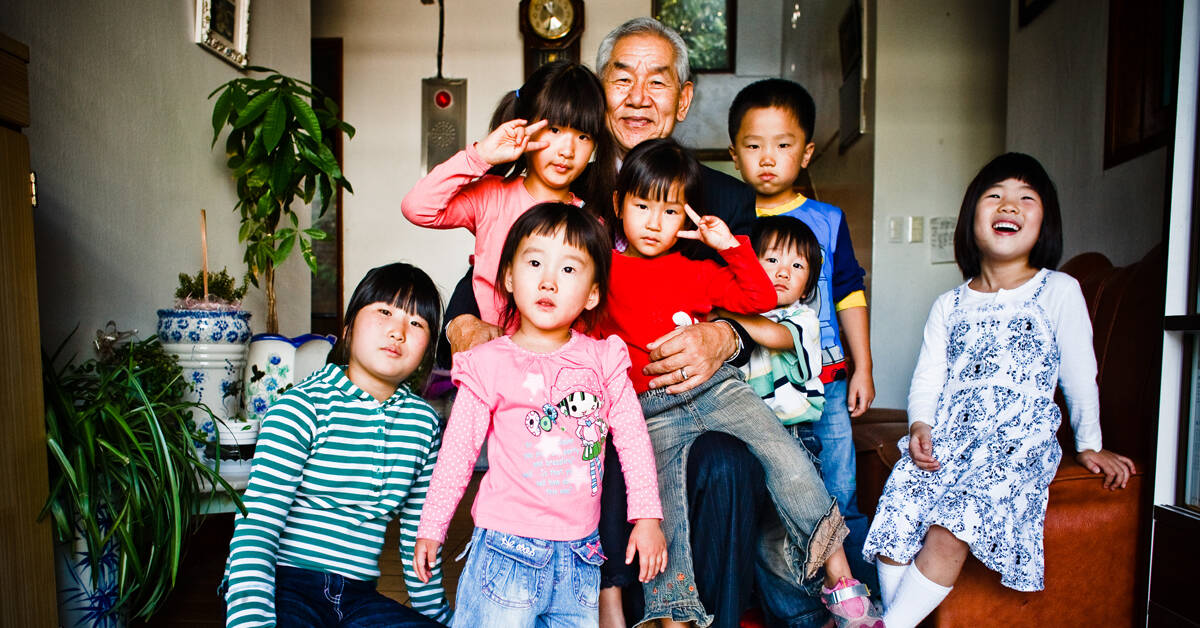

{"left": 628, "top": 169, "right": 685, "bottom": 204}
{"left": 535, "top": 82, "right": 607, "bottom": 138}
{"left": 379, "top": 282, "right": 442, "bottom": 334}
{"left": 977, "top": 153, "right": 1053, "bottom": 199}
{"left": 756, "top": 230, "right": 803, "bottom": 258}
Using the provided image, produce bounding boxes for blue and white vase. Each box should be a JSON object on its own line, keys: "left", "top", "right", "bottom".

{"left": 55, "top": 513, "right": 122, "bottom": 628}
{"left": 157, "top": 309, "right": 252, "bottom": 451}
{"left": 243, "top": 334, "right": 335, "bottom": 422}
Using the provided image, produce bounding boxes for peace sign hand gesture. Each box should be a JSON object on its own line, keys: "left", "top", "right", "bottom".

{"left": 475, "top": 118, "right": 550, "bottom": 165}
{"left": 676, "top": 204, "right": 739, "bottom": 251}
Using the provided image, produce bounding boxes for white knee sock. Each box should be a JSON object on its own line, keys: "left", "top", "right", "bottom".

{"left": 882, "top": 563, "right": 952, "bottom": 628}
{"left": 874, "top": 558, "right": 907, "bottom": 611}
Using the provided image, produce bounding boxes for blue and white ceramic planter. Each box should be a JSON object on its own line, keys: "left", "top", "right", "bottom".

{"left": 55, "top": 514, "right": 122, "bottom": 628}
{"left": 156, "top": 308, "right": 251, "bottom": 345}
{"left": 243, "top": 334, "right": 335, "bottom": 422}
{"left": 157, "top": 309, "right": 251, "bottom": 450}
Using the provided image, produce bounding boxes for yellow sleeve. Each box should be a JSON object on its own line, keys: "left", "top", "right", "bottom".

{"left": 835, "top": 290, "right": 867, "bottom": 312}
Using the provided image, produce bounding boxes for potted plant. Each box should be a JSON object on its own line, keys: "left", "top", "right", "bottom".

{"left": 208, "top": 67, "right": 355, "bottom": 334}
{"left": 157, "top": 264, "right": 252, "bottom": 453}
{"left": 41, "top": 326, "right": 242, "bottom": 627}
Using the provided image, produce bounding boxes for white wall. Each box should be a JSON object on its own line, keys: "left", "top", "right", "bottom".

{"left": 312, "top": 0, "right": 645, "bottom": 308}
{"left": 0, "top": 0, "right": 313, "bottom": 359}
{"left": 869, "top": 1, "right": 1009, "bottom": 407}
{"left": 1007, "top": 0, "right": 1166, "bottom": 266}
{"left": 673, "top": 0, "right": 783, "bottom": 149}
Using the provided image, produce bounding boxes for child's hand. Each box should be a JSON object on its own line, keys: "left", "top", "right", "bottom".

{"left": 413, "top": 538, "right": 441, "bottom": 583}
{"left": 908, "top": 421, "right": 939, "bottom": 471}
{"left": 626, "top": 519, "right": 668, "bottom": 583}
{"left": 847, "top": 369, "right": 875, "bottom": 417}
{"left": 1076, "top": 449, "right": 1136, "bottom": 490}
{"left": 678, "top": 204, "right": 738, "bottom": 251}
{"left": 475, "top": 118, "right": 550, "bottom": 165}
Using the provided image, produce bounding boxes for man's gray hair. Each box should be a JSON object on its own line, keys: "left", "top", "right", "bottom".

{"left": 595, "top": 17, "right": 691, "bottom": 86}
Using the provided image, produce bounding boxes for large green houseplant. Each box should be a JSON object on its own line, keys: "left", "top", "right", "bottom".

{"left": 41, "top": 328, "right": 243, "bottom": 623}
{"left": 209, "top": 67, "right": 355, "bottom": 333}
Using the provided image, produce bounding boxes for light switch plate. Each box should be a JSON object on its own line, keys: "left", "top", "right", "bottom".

{"left": 888, "top": 217, "right": 903, "bottom": 243}
{"left": 907, "top": 216, "right": 924, "bottom": 243}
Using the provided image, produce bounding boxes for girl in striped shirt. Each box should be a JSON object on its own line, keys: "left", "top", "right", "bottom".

{"left": 224, "top": 263, "right": 449, "bottom": 627}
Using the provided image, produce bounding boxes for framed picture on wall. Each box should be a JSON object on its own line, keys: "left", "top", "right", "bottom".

{"left": 194, "top": 0, "right": 250, "bottom": 68}
{"left": 652, "top": 0, "right": 736, "bottom": 73}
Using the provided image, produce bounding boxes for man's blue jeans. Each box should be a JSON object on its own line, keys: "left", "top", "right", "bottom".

{"left": 274, "top": 565, "right": 444, "bottom": 627}
{"left": 755, "top": 423, "right": 830, "bottom": 628}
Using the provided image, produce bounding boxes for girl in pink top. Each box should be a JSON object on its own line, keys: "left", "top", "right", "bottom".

{"left": 401, "top": 61, "right": 616, "bottom": 331}
{"left": 413, "top": 203, "right": 665, "bottom": 627}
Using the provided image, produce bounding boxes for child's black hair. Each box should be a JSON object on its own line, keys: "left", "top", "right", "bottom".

{"left": 333, "top": 262, "right": 443, "bottom": 370}
{"left": 953, "top": 152, "right": 1063, "bottom": 279}
{"left": 727, "top": 78, "right": 816, "bottom": 145}
{"left": 751, "top": 215, "right": 822, "bottom": 303}
{"left": 488, "top": 61, "right": 618, "bottom": 217}
{"left": 613, "top": 138, "right": 704, "bottom": 247}
{"left": 495, "top": 202, "right": 613, "bottom": 332}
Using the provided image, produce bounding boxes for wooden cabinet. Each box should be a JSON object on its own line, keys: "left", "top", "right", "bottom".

{"left": 0, "top": 31, "right": 57, "bottom": 627}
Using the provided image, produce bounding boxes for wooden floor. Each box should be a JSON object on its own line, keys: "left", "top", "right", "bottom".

{"left": 137, "top": 473, "right": 483, "bottom": 626}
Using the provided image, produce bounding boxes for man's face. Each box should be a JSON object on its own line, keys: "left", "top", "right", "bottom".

{"left": 601, "top": 33, "right": 694, "bottom": 154}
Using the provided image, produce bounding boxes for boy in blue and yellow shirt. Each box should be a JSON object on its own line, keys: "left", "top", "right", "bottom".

{"left": 729, "top": 78, "right": 879, "bottom": 616}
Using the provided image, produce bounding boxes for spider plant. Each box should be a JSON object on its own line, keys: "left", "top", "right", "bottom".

{"left": 40, "top": 331, "right": 244, "bottom": 622}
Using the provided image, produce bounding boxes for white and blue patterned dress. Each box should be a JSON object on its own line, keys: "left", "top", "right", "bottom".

{"left": 863, "top": 269, "right": 1102, "bottom": 592}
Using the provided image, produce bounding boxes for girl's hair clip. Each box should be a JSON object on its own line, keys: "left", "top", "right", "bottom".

{"left": 514, "top": 88, "right": 520, "bottom": 101}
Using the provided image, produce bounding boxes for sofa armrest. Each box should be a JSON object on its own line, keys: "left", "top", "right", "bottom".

{"left": 852, "top": 410, "right": 908, "bottom": 517}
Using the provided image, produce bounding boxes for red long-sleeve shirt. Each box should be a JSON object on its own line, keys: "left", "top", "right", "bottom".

{"left": 595, "top": 236, "right": 776, "bottom": 393}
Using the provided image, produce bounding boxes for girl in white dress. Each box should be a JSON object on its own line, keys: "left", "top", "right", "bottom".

{"left": 862, "top": 153, "right": 1136, "bottom": 628}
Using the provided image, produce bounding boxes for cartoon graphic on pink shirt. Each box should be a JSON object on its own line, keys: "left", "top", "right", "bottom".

{"left": 524, "top": 368, "right": 609, "bottom": 495}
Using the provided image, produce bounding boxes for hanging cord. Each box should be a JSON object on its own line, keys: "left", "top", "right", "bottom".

{"left": 436, "top": 0, "right": 445, "bottom": 78}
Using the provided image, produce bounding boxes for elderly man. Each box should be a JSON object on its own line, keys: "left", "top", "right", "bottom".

{"left": 440, "top": 18, "right": 826, "bottom": 627}
{"left": 590, "top": 19, "right": 828, "bottom": 628}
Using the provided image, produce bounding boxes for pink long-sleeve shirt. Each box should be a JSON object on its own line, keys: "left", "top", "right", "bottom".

{"left": 400, "top": 145, "right": 582, "bottom": 328}
{"left": 417, "top": 333, "right": 662, "bottom": 543}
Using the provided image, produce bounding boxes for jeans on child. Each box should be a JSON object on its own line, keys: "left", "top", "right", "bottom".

{"left": 813, "top": 378, "right": 878, "bottom": 594}
{"left": 274, "top": 565, "right": 445, "bottom": 627}
{"left": 756, "top": 423, "right": 831, "bottom": 628}
{"left": 452, "top": 527, "right": 605, "bottom": 628}
{"left": 637, "top": 366, "right": 847, "bottom": 628}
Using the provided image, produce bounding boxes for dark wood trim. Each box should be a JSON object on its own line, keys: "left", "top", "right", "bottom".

{"left": 311, "top": 38, "right": 344, "bottom": 337}
{"left": 1164, "top": 314, "right": 1200, "bottom": 331}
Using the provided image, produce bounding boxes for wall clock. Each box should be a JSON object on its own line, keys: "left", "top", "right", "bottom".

{"left": 519, "top": 0, "right": 585, "bottom": 78}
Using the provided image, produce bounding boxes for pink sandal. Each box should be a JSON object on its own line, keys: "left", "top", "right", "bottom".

{"left": 820, "top": 577, "right": 885, "bottom": 628}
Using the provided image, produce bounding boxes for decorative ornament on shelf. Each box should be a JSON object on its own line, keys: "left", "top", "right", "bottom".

{"left": 243, "top": 333, "right": 334, "bottom": 424}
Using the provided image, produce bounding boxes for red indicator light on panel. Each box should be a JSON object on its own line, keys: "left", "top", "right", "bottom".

{"left": 435, "top": 90, "right": 453, "bottom": 109}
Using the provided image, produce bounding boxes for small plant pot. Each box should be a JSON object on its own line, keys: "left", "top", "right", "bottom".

{"left": 209, "top": 418, "right": 260, "bottom": 485}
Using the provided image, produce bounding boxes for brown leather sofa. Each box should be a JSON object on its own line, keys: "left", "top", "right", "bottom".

{"left": 853, "top": 246, "right": 1164, "bottom": 626}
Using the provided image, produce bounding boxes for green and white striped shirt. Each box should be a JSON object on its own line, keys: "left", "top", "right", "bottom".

{"left": 224, "top": 363, "right": 449, "bottom": 626}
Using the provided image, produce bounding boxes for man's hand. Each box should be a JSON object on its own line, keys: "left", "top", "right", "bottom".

{"left": 413, "top": 538, "right": 441, "bottom": 583}
{"left": 847, "top": 369, "right": 875, "bottom": 417}
{"left": 908, "top": 421, "right": 939, "bottom": 472}
{"left": 644, "top": 321, "right": 737, "bottom": 393}
{"left": 626, "top": 519, "right": 668, "bottom": 583}
{"left": 446, "top": 314, "right": 503, "bottom": 355}
{"left": 1076, "top": 449, "right": 1135, "bottom": 490}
